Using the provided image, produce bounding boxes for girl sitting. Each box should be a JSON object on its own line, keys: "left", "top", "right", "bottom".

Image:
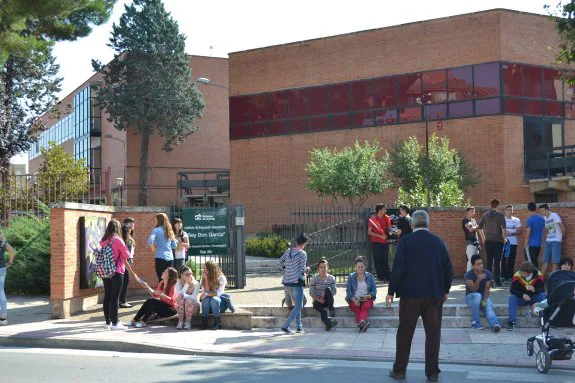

{"left": 200, "top": 260, "right": 227, "bottom": 330}
{"left": 130, "top": 267, "right": 178, "bottom": 328}
{"left": 175, "top": 265, "right": 200, "bottom": 330}
{"left": 346, "top": 256, "right": 377, "bottom": 332}
{"left": 309, "top": 257, "right": 338, "bottom": 331}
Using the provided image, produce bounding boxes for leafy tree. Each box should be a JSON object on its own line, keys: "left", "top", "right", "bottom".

{"left": 390, "top": 134, "right": 479, "bottom": 208}
{"left": 36, "top": 142, "right": 89, "bottom": 203}
{"left": 306, "top": 140, "right": 392, "bottom": 208}
{"left": 93, "top": 0, "right": 205, "bottom": 206}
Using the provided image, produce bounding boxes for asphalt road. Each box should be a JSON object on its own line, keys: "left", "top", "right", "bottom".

{"left": 1, "top": 347, "right": 574, "bottom": 383}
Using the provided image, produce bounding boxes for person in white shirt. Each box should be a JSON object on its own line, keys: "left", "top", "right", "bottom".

{"left": 175, "top": 265, "right": 200, "bottom": 330}
{"left": 502, "top": 205, "right": 522, "bottom": 282}
{"left": 540, "top": 204, "right": 566, "bottom": 276}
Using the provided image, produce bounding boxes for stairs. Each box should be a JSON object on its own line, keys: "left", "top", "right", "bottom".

{"left": 245, "top": 257, "right": 282, "bottom": 274}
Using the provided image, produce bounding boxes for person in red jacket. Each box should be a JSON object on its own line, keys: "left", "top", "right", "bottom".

{"left": 368, "top": 203, "right": 392, "bottom": 283}
{"left": 129, "top": 267, "right": 178, "bottom": 328}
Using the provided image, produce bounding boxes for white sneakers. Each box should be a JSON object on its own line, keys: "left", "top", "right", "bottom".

{"left": 110, "top": 323, "right": 128, "bottom": 331}
{"left": 0, "top": 319, "right": 7, "bottom": 326}
{"left": 184, "top": 322, "right": 192, "bottom": 330}
{"left": 176, "top": 322, "right": 184, "bottom": 330}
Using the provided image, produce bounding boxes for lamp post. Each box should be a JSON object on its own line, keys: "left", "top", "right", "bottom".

{"left": 103, "top": 133, "right": 127, "bottom": 206}
{"left": 416, "top": 95, "right": 432, "bottom": 211}
{"left": 196, "top": 77, "right": 229, "bottom": 90}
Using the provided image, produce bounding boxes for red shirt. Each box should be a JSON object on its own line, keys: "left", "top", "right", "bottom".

{"left": 369, "top": 214, "right": 391, "bottom": 244}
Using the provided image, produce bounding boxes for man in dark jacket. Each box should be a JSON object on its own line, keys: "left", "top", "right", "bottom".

{"left": 507, "top": 261, "right": 545, "bottom": 331}
{"left": 386, "top": 210, "right": 453, "bottom": 382}
{"left": 478, "top": 199, "right": 506, "bottom": 287}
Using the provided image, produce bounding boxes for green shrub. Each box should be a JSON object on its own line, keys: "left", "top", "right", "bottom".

{"left": 245, "top": 235, "right": 289, "bottom": 258}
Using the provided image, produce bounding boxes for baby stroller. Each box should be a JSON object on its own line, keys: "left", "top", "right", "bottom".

{"left": 527, "top": 270, "right": 575, "bottom": 373}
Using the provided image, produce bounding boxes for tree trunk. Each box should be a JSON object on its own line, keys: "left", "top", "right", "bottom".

{"left": 138, "top": 131, "right": 150, "bottom": 206}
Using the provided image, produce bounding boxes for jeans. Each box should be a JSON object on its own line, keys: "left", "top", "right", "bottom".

{"left": 466, "top": 244, "right": 479, "bottom": 272}
{"left": 219, "top": 294, "right": 236, "bottom": 313}
{"left": 119, "top": 265, "right": 130, "bottom": 304}
{"left": 312, "top": 288, "right": 335, "bottom": 324}
{"left": 201, "top": 296, "right": 222, "bottom": 318}
{"left": 484, "top": 241, "right": 503, "bottom": 285}
{"left": 155, "top": 258, "right": 173, "bottom": 281}
{"left": 283, "top": 284, "right": 303, "bottom": 330}
{"left": 371, "top": 242, "right": 390, "bottom": 281}
{"left": 0, "top": 267, "right": 7, "bottom": 318}
{"left": 103, "top": 273, "right": 123, "bottom": 325}
{"left": 502, "top": 244, "right": 517, "bottom": 280}
{"left": 508, "top": 292, "right": 546, "bottom": 323}
{"left": 134, "top": 298, "right": 177, "bottom": 322}
{"left": 526, "top": 246, "right": 541, "bottom": 270}
{"left": 465, "top": 293, "right": 499, "bottom": 327}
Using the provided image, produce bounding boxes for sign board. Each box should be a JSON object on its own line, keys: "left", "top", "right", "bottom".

{"left": 182, "top": 207, "right": 229, "bottom": 256}
{"left": 235, "top": 217, "right": 245, "bottom": 226}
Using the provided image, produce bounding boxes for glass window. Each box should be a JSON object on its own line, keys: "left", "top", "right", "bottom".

{"left": 229, "top": 97, "right": 249, "bottom": 124}
{"left": 310, "top": 116, "right": 329, "bottom": 132}
{"left": 309, "top": 86, "right": 329, "bottom": 116}
{"left": 474, "top": 63, "right": 501, "bottom": 98}
{"left": 425, "top": 104, "right": 447, "bottom": 120}
{"left": 230, "top": 124, "right": 250, "bottom": 140}
{"left": 545, "top": 102, "right": 564, "bottom": 118}
{"left": 475, "top": 98, "right": 501, "bottom": 116}
{"left": 330, "top": 83, "right": 350, "bottom": 113}
{"left": 398, "top": 74, "right": 421, "bottom": 106}
{"left": 269, "top": 91, "right": 288, "bottom": 120}
{"left": 447, "top": 66, "right": 473, "bottom": 102}
{"left": 422, "top": 70, "right": 447, "bottom": 104}
{"left": 374, "top": 77, "right": 397, "bottom": 108}
{"left": 399, "top": 106, "right": 422, "bottom": 123}
{"left": 268, "top": 120, "right": 288, "bottom": 135}
{"left": 543, "top": 68, "right": 562, "bottom": 101}
{"left": 523, "top": 65, "right": 543, "bottom": 98}
{"left": 330, "top": 114, "right": 351, "bottom": 130}
{"left": 502, "top": 63, "right": 522, "bottom": 97}
{"left": 566, "top": 103, "right": 575, "bottom": 119}
{"left": 288, "top": 89, "right": 308, "bottom": 118}
{"left": 250, "top": 122, "right": 267, "bottom": 138}
{"left": 524, "top": 100, "right": 543, "bottom": 115}
{"left": 375, "top": 109, "right": 397, "bottom": 126}
{"left": 504, "top": 97, "right": 522, "bottom": 114}
{"left": 448, "top": 101, "right": 473, "bottom": 118}
{"left": 248, "top": 94, "right": 268, "bottom": 122}
{"left": 352, "top": 111, "right": 374, "bottom": 128}
{"left": 289, "top": 118, "right": 309, "bottom": 134}
{"left": 352, "top": 80, "right": 373, "bottom": 111}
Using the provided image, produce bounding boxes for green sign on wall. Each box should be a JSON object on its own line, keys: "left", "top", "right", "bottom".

{"left": 182, "top": 207, "right": 229, "bottom": 256}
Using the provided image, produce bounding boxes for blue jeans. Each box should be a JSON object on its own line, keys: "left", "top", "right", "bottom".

{"left": 508, "top": 292, "right": 546, "bottom": 323}
{"left": 201, "top": 296, "right": 222, "bottom": 318}
{"left": 0, "top": 267, "right": 6, "bottom": 318}
{"left": 283, "top": 284, "right": 303, "bottom": 330}
{"left": 465, "top": 293, "right": 499, "bottom": 327}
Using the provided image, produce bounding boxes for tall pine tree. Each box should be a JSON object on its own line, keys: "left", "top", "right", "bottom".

{"left": 93, "top": 0, "right": 205, "bottom": 206}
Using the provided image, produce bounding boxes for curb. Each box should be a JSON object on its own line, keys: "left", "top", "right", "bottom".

{"left": 1, "top": 335, "right": 574, "bottom": 371}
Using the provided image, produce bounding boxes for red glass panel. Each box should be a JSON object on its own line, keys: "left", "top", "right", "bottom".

{"left": 524, "top": 99, "right": 543, "bottom": 115}
{"left": 399, "top": 106, "right": 422, "bottom": 123}
{"left": 309, "top": 86, "right": 329, "bottom": 116}
{"left": 250, "top": 122, "right": 267, "bottom": 137}
{"left": 229, "top": 97, "right": 249, "bottom": 124}
{"left": 566, "top": 103, "right": 575, "bottom": 119}
{"left": 475, "top": 98, "right": 501, "bottom": 116}
{"left": 545, "top": 102, "right": 564, "bottom": 118}
{"left": 288, "top": 89, "right": 309, "bottom": 117}
{"left": 375, "top": 109, "right": 397, "bottom": 126}
{"left": 422, "top": 70, "right": 447, "bottom": 104}
{"left": 448, "top": 101, "right": 473, "bottom": 118}
{"left": 504, "top": 98, "right": 522, "bottom": 114}
{"left": 374, "top": 77, "right": 397, "bottom": 108}
{"left": 289, "top": 118, "right": 309, "bottom": 134}
{"left": 543, "top": 68, "right": 562, "bottom": 101}
{"left": 330, "top": 83, "right": 350, "bottom": 113}
{"left": 502, "top": 63, "right": 522, "bottom": 97}
{"left": 447, "top": 66, "right": 473, "bottom": 102}
{"left": 352, "top": 80, "right": 374, "bottom": 111}
{"left": 229, "top": 124, "right": 250, "bottom": 140}
{"left": 474, "top": 63, "right": 501, "bottom": 98}
{"left": 398, "top": 74, "right": 421, "bottom": 106}
{"left": 310, "top": 116, "right": 329, "bottom": 132}
{"left": 269, "top": 91, "right": 288, "bottom": 120}
{"left": 425, "top": 104, "right": 447, "bottom": 120}
{"left": 248, "top": 94, "right": 268, "bottom": 122}
{"left": 267, "top": 120, "right": 288, "bottom": 136}
{"left": 352, "top": 111, "right": 374, "bottom": 128}
{"left": 331, "top": 114, "right": 351, "bottom": 130}
{"left": 523, "top": 65, "right": 543, "bottom": 98}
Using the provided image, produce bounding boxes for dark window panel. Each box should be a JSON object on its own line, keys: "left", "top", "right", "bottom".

{"left": 425, "top": 104, "right": 447, "bottom": 120}
{"left": 398, "top": 74, "right": 421, "bottom": 106}
{"left": 289, "top": 118, "right": 309, "bottom": 134}
{"left": 563, "top": 72, "right": 575, "bottom": 102}
{"left": 352, "top": 111, "right": 375, "bottom": 128}
{"left": 502, "top": 63, "right": 522, "bottom": 97}
{"left": 309, "top": 86, "right": 330, "bottom": 116}
{"left": 475, "top": 98, "right": 501, "bottom": 116}
{"left": 288, "top": 89, "right": 309, "bottom": 117}
{"left": 448, "top": 66, "right": 473, "bottom": 102}
{"left": 543, "top": 68, "right": 562, "bottom": 101}
{"left": 250, "top": 122, "right": 267, "bottom": 138}
{"left": 522, "top": 65, "right": 543, "bottom": 98}
{"left": 229, "top": 97, "right": 250, "bottom": 124}
{"left": 230, "top": 124, "right": 250, "bottom": 140}
{"left": 310, "top": 116, "right": 329, "bottom": 132}
{"left": 269, "top": 91, "right": 288, "bottom": 120}
{"left": 504, "top": 97, "right": 522, "bottom": 114}
{"left": 399, "top": 106, "right": 422, "bottom": 123}
{"left": 448, "top": 101, "right": 473, "bottom": 118}
{"left": 352, "top": 80, "right": 374, "bottom": 111}
{"left": 375, "top": 109, "right": 398, "bottom": 126}
{"left": 545, "top": 102, "right": 564, "bottom": 118}
{"left": 248, "top": 94, "right": 268, "bottom": 122}
{"left": 374, "top": 77, "right": 398, "bottom": 108}
{"left": 524, "top": 99, "right": 543, "bottom": 116}
{"left": 566, "top": 103, "right": 575, "bottom": 119}
{"left": 330, "top": 83, "right": 350, "bottom": 113}
{"left": 330, "top": 114, "right": 351, "bottom": 130}
{"left": 267, "top": 120, "right": 289, "bottom": 136}
{"left": 422, "top": 70, "right": 447, "bottom": 103}
{"left": 474, "top": 63, "right": 501, "bottom": 98}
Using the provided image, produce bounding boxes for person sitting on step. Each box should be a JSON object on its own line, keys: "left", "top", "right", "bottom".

{"left": 199, "top": 260, "right": 227, "bottom": 330}
{"left": 346, "top": 256, "right": 377, "bottom": 332}
{"left": 129, "top": 267, "right": 178, "bottom": 328}
{"left": 464, "top": 254, "right": 501, "bottom": 332}
{"left": 309, "top": 257, "right": 338, "bottom": 331}
{"left": 507, "top": 261, "right": 546, "bottom": 331}
{"left": 175, "top": 265, "right": 200, "bottom": 330}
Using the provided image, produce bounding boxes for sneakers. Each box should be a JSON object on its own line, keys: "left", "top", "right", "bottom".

{"left": 281, "top": 327, "right": 293, "bottom": 334}
{"left": 296, "top": 328, "right": 305, "bottom": 334}
{"left": 134, "top": 322, "right": 146, "bottom": 328}
{"left": 361, "top": 321, "right": 371, "bottom": 333}
{"left": 0, "top": 318, "right": 8, "bottom": 326}
{"left": 471, "top": 321, "right": 484, "bottom": 330}
{"left": 111, "top": 323, "right": 128, "bottom": 331}
{"left": 358, "top": 319, "right": 367, "bottom": 331}
{"left": 184, "top": 321, "right": 192, "bottom": 330}
{"left": 119, "top": 302, "right": 133, "bottom": 308}
{"left": 176, "top": 322, "right": 184, "bottom": 330}
{"left": 492, "top": 324, "right": 501, "bottom": 333}
{"left": 507, "top": 321, "right": 516, "bottom": 331}
{"left": 104, "top": 323, "right": 111, "bottom": 330}
{"left": 325, "top": 319, "right": 338, "bottom": 331}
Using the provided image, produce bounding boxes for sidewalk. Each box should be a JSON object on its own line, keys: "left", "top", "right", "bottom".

{"left": 1, "top": 296, "right": 574, "bottom": 370}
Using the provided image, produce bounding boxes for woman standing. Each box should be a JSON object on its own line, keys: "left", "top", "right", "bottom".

{"left": 148, "top": 213, "right": 177, "bottom": 281}
{"left": 346, "top": 256, "right": 377, "bottom": 332}
{"left": 130, "top": 267, "right": 178, "bottom": 328}
{"left": 172, "top": 218, "right": 190, "bottom": 271}
{"left": 0, "top": 232, "right": 16, "bottom": 326}
{"left": 119, "top": 220, "right": 135, "bottom": 308}
{"left": 199, "top": 260, "right": 227, "bottom": 330}
{"left": 309, "top": 257, "right": 338, "bottom": 331}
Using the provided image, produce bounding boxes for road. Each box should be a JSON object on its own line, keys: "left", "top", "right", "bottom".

{"left": 1, "top": 347, "right": 574, "bottom": 383}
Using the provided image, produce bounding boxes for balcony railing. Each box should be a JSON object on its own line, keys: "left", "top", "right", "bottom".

{"left": 524, "top": 145, "right": 575, "bottom": 180}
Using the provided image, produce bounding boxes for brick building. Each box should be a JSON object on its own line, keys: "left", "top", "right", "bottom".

{"left": 228, "top": 9, "right": 575, "bottom": 233}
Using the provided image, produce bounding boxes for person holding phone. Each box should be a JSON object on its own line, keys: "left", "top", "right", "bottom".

{"left": 129, "top": 267, "right": 178, "bottom": 328}
{"left": 0, "top": 232, "right": 16, "bottom": 326}
{"left": 464, "top": 254, "right": 501, "bottom": 332}
{"left": 345, "top": 256, "right": 377, "bottom": 332}
{"left": 309, "top": 257, "right": 338, "bottom": 331}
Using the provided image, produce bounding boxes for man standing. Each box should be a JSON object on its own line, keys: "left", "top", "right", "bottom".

{"left": 478, "top": 199, "right": 506, "bottom": 287}
{"left": 387, "top": 210, "right": 453, "bottom": 382}
{"left": 396, "top": 205, "right": 413, "bottom": 239}
{"left": 462, "top": 207, "right": 482, "bottom": 272}
{"left": 540, "top": 204, "right": 566, "bottom": 276}
{"left": 368, "top": 204, "right": 391, "bottom": 283}
{"left": 502, "top": 205, "right": 522, "bottom": 282}
{"left": 524, "top": 202, "right": 545, "bottom": 270}
{"left": 464, "top": 254, "right": 501, "bottom": 332}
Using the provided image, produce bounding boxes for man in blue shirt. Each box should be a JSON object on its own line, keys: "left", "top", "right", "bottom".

{"left": 524, "top": 202, "right": 545, "bottom": 270}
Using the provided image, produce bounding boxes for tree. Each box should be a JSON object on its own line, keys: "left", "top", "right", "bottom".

{"left": 390, "top": 134, "right": 479, "bottom": 208}
{"left": 36, "top": 142, "right": 89, "bottom": 203}
{"left": 93, "top": 0, "right": 205, "bottom": 206}
{"left": 306, "top": 140, "right": 392, "bottom": 208}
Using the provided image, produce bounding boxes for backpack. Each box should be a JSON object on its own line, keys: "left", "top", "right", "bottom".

{"left": 93, "top": 239, "right": 120, "bottom": 279}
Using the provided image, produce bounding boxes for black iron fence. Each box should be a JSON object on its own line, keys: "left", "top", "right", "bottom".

{"left": 524, "top": 144, "right": 575, "bottom": 180}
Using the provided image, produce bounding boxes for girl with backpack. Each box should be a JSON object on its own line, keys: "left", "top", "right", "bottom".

{"left": 148, "top": 213, "right": 178, "bottom": 281}
{"left": 172, "top": 218, "right": 190, "bottom": 271}
{"left": 0, "top": 232, "right": 16, "bottom": 326}
{"left": 129, "top": 267, "right": 178, "bottom": 328}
